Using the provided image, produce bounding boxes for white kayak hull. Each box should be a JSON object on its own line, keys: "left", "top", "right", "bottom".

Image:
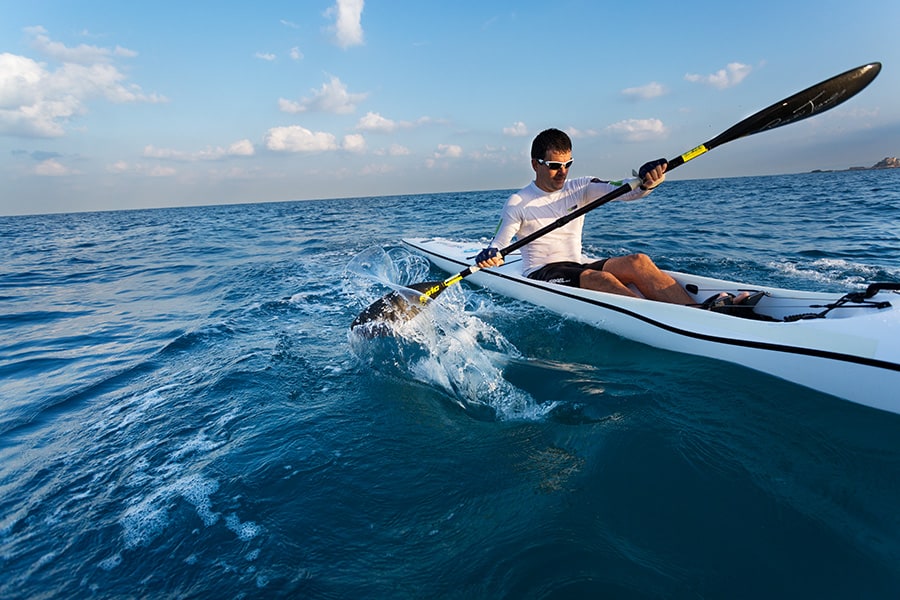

{"left": 403, "top": 238, "right": 900, "bottom": 415}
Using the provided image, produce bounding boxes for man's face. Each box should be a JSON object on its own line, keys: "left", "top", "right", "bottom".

{"left": 532, "top": 149, "right": 572, "bottom": 193}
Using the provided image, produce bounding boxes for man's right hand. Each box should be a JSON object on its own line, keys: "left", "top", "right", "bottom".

{"left": 475, "top": 247, "right": 503, "bottom": 268}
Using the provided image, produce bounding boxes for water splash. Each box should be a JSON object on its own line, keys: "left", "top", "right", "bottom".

{"left": 344, "top": 245, "right": 432, "bottom": 296}
{"left": 347, "top": 247, "right": 550, "bottom": 421}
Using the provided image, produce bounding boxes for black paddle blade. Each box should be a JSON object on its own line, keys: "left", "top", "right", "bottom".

{"left": 668, "top": 62, "right": 882, "bottom": 172}
{"left": 350, "top": 281, "right": 443, "bottom": 335}
{"left": 708, "top": 62, "right": 881, "bottom": 151}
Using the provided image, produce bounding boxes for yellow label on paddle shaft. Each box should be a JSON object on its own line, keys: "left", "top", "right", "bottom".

{"left": 681, "top": 144, "right": 708, "bottom": 163}
{"left": 419, "top": 286, "right": 440, "bottom": 302}
{"left": 418, "top": 274, "right": 465, "bottom": 303}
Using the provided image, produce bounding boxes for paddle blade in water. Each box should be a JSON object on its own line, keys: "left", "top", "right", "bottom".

{"left": 350, "top": 281, "right": 441, "bottom": 335}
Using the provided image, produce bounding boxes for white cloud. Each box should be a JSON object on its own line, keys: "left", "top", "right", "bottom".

{"left": 25, "top": 25, "right": 135, "bottom": 64}
{"left": 0, "top": 54, "right": 73, "bottom": 137}
{"left": 58, "top": 62, "right": 165, "bottom": 103}
{"left": 110, "top": 163, "right": 166, "bottom": 178}
{"left": 33, "top": 158, "right": 78, "bottom": 176}
{"left": 278, "top": 98, "right": 301, "bottom": 113}
{"left": 425, "top": 144, "right": 463, "bottom": 168}
{"left": 388, "top": 143, "right": 410, "bottom": 156}
{"left": 326, "top": 0, "right": 365, "bottom": 48}
{"left": 356, "top": 112, "right": 436, "bottom": 133}
{"left": 142, "top": 140, "right": 255, "bottom": 161}
{"left": 228, "top": 139, "right": 255, "bottom": 156}
{"left": 142, "top": 146, "right": 185, "bottom": 159}
{"left": 360, "top": 163, "right": 394, "bottom": 176}
{"left": 685, "top": 62, "right": 753, "bottom": 89}
{"left": 265, "top": 125, "right": 338, "bottom": 152}
{"left": 254, "top": 52, "right": 276, "bottom": 61}
{"left": 106, "top": 161, "right": 177, "bottom": 177}
{"left": 566, "top": 127, "right": 599, "bottom": 139}
{"left": 373, "top": 143, "right": 410, "bottom": 156}
{"left": 356, "top": 112, "right": 398, "bottom": 132}
{"left": 0, "top": 28, "right": 166, "bottom": 138}
{"left": 621, "top": 82, "right": 668, "bottom": 100}
{"left": 604, "top": 118, "right": 668, "bottom": 142}
{"left": 290, "top": 47, "right": 304, "bottom": 61}
{"left": 342, "top": 133, "right": 366, "bottom": 153}
{"left": 279, "top": 75, "right": 367, "bottom": 114}
{"left": 149, "top": 166, "right": 177, "bottom": 177}
{"left": 503, "top": 121, "right": 529, "bottom": 136}
{"left": 434, "top": 144, "right": 462, "bottom": 158}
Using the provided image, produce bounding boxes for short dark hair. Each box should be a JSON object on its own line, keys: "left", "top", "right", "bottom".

{"left": 531, "top": 128, "right": 571, "bottom": 160}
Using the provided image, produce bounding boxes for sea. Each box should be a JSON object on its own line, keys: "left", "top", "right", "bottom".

{"left": 2, "top": 168, "right": 900, "bottom": 599}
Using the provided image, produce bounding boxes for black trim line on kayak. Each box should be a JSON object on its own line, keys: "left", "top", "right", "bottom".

{"left": 405, "top": 241, "right": 900, "bottom": 374}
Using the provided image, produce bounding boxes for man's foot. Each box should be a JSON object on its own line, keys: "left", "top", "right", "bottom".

{"left": 700, "top": 291, "right": 765, "bottom": 315}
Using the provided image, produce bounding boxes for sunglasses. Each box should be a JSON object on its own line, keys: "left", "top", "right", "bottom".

{"left": 536, "top": 158, "right": 573, "bottom": 170}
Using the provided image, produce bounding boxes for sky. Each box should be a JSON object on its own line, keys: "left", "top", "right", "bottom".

{"left": 2, "top": 0, "right": 899, "bottom": 216}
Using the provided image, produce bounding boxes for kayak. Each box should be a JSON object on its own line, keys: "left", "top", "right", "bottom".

{"left": 402, "top": 237, "right": 900, "bottom": 416}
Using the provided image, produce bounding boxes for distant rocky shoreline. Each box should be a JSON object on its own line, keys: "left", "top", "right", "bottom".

{"left": 811, "top": 156, "right": 899, "bottom": 173}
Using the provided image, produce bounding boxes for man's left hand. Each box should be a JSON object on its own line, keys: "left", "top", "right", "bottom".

{"left": 638, "top": 158, "right": 667, "bottom": 190}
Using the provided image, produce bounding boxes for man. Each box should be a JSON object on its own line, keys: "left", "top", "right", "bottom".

{"left": 475, "top": 128, "right": 695, "bottom": 304}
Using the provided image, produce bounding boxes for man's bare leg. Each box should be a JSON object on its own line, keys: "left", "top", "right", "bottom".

{"left": 600, "top": 253, "right": 694, "bottom": 304}
{"left": 579, "top": 269, "right": 640, "bottom": 297}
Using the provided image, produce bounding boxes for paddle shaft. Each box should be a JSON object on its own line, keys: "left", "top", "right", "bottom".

{"left": 353, "top": 62, "right": 882, "bottom": 322}
{"left": 415, "top": 62, "right": 882, "bottom": 301}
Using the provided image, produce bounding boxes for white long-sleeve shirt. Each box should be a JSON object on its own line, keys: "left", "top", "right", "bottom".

{"left": 488, "top": 176, "right": 651, "bottom": 275}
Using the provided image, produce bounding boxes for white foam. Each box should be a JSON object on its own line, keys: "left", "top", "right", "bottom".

{"left": 171, "top": 434, "right": 224, "bottom": 461}
{"left": 99, "top": 553, "right": 122, "bottom": 571}
{"left": 225, "top": 513, "right": 261, "bottom": 541}
{"left": 120, "top": 474, "right": 220, "bottom": 549}
{"left": 121, "top": 495, "right": 169, "bottom": 549}
{"left": 175, "top": 475, "right": 220, "bottom": 527}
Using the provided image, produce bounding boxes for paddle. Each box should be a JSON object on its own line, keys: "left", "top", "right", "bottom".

{"left": 351, "top": 62, "right": 882, "bottom": 332}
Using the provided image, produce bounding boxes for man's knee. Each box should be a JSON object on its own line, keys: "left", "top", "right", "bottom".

{"left": 626, "top": 253, "right": 653, "bottom": 268}
{"left": 608, "top": 253, "right": 654, "bottom": 277}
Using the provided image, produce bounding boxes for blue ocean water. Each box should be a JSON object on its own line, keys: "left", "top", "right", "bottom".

{"left": 2, "top": 169, "right": 900, "bottom": 598}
